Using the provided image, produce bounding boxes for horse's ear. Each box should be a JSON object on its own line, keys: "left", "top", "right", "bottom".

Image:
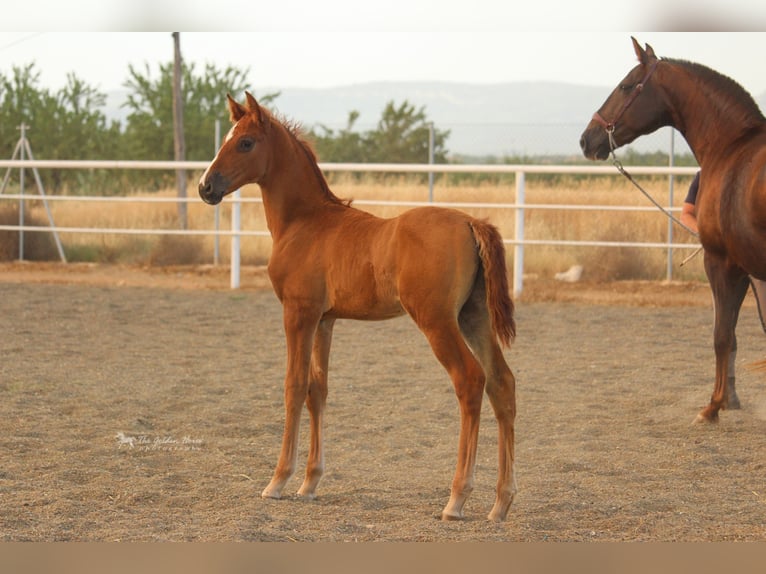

{"left": 244, "top": 91, "right": 267, "bottom": 127}
{"left": 631, "top": 36, "right": 656, "bottom": 66}
{"left": 245, "top": 91, "right": 258, "bottom": 110}
{"left": 631, "top": 36, "right": 646, "bottom": 63}
{"left": 227, "top": 93, "right": 247, "bottom": 123}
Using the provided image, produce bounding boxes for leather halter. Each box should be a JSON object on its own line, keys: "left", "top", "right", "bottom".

{"left": 591, "top": 58, "right": 660, "bottom": 142}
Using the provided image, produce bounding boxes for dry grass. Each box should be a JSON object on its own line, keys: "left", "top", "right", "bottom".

{"left": 0, "top": 173, "right": 704, "bottom": 281}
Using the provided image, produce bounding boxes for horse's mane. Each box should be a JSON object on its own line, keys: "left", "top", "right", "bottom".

{"left": 271, "top": 111, "right": 352, "bottom": 207}
{"left": 667, "top": 58, "right": 765, "bottom": 129}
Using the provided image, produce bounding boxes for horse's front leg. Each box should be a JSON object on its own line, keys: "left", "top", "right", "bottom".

{"left": 696, "top": 253, "right": 749, "bottom": 423}
{"left": 262, "top": 305, "right": 322, "bottom": 499}
{"left": 297, "top": 317, "right": 335, "bottom": 499}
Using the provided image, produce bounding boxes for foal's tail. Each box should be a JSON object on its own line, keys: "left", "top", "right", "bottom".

{"left": 470, "top": 220, "right": 516, "bottom": 348}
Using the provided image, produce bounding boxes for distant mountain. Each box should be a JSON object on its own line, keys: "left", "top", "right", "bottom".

{"left": 105, "top": 82, "right": 766, "bottom": 159}
{"left": 269, "top": 82, "right": 604, "bottom": 158}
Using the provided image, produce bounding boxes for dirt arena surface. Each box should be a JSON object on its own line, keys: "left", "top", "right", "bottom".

{"left": 1, "top": 262, "right": 764, "bottom": 541}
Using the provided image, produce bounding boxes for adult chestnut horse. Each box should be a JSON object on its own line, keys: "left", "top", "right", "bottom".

{"left": 580, "top": 37, "right": 766, "bottom": 423}
{"left": 198, "top": 92, "right": 517, "bottom": 521}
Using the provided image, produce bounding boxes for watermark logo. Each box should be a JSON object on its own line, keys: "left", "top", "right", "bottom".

{"left": 115, "top": 431, "right": 203, "bottom": 452}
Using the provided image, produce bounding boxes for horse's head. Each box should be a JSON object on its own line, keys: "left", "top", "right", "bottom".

{"left": 198, "top": 92, "right": 272, "bottom": 205}
{"left": 580, "top": 37, "right": 670, "bottom": 161}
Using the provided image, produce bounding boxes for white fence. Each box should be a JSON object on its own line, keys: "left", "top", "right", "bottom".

{"left": 0, "top": 160, "right": 701, "bottom": 295}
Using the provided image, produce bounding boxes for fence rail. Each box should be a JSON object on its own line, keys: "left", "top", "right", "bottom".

{"left": 0, "top": 160, "right": 702, "bottom": 294}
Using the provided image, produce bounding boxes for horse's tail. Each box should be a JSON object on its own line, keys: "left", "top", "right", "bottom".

{"left": 470, "top": 219, "right": 516, "bottom": 348}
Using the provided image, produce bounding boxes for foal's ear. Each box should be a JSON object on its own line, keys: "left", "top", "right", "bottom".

{"left": 631, "top": 36, "right": 656, "bottom": 65}
{"left": 227, "top": 93, "right": 247, "bottom": 123}
{"left": 245, "top": 91, "right": 267, "bottom": 127}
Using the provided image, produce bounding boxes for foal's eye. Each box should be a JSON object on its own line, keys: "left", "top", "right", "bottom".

{"left": 237, "top": 137, "right": 255, "bottom": 152}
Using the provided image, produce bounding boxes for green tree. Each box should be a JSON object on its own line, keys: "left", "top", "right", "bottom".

{"left": 0, "top": 64, "right": 46, "bottom": 159}
{"left": 311, "top": 110, "right": 366, "bottom": 163}
{"left": 309, "top": 100, "right": 449, "bottom": 165}
{"left": 364, "top": 101, "right": 449, "bottom": 163}
{"left": 0, "top": 63, "right": 118, "bottom": 193}
{"left": 122, "top": 61, "right": 276, "bottom": 189}
{"left": 47, "top": 74, "right": 123, "bottom": 192}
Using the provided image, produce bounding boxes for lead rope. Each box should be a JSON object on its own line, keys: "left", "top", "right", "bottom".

{"left": 607, "top": 142, "right": 703, "bottom": 266}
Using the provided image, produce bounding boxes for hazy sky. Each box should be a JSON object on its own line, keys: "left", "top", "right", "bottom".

{"left": 2, "top": 2, "right": 765, "bottom": 95}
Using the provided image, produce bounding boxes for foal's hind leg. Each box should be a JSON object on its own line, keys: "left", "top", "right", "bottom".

{"left": 408, "top": 311, "right": 487, "bottom": 521}
{"left": 483, "top": 346, "right": 516, "bottom": 522}
{"left": 297, "top": 317, "right": 335, "bottom": 499}
{"left": 459, "top": 288, "right": 517, "bottom": 522}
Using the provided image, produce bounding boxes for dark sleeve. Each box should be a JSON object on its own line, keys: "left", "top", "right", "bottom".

{"left": 684, "top": 171, "right": 700, "bottom": 204}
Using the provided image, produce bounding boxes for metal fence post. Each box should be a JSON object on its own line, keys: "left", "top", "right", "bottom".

{"left": 18, "top": 124, "right": 25, "bottom": 260}
{"left": 230, "top": 189, "right": 241, "bottom": 289}
{"left": 666, "top": 128, "right": 675, "bottom": 281}
{"left": 428, "top": 122, "right": 434, "bottom": 202}
{"left": 214, "top": 119, "right": 221, "bottom": 266}
{"left": 513, "top": 170, "right": 525, "bottom": 298}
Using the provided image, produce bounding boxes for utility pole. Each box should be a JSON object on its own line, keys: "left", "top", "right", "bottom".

{"left": 172, "top": 32, "right": 187, "bottom": 229}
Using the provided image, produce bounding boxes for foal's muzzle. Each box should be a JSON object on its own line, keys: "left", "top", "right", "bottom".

{"left": 198, "top": 172, "right": 228, "bottom": 206}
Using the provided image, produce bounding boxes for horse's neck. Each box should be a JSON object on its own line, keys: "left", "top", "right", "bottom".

{"left": 663, "top": 63, "right": 763, "bottom": 167}
{"left": 259, "top": 132, "right": 339, "bottom": 240}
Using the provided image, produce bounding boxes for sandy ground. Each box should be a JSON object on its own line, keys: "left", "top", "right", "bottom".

{"left": 0, "top": 262, "right": 764, "bottom": 541}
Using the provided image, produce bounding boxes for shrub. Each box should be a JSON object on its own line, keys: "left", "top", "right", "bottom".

{"left": 0, "top": 204, "right": 60, "bottom": 261}
{"left": 148, "top": 235, "right": 206, "bottom": 266}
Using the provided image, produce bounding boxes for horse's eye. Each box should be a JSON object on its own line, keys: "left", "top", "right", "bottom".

{"left": 619, "top": 83, "right": 634, "bottom": 92}
{"left": 237, "top": 137, "right": 255, "bottom": 152}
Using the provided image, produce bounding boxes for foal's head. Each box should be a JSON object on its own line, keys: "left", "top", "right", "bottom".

{"left": 199, "top": 92, "right": 273, "bottom": 205}
{"left": 580, "top": 37, "right": 671, "bottom": 161}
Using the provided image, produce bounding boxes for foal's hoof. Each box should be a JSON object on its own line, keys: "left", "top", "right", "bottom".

{"left": 692, "top": 410, "right": 719, "bottom": 425}
{"left": 261, "top": 487, "right": 283, "bottom": 500}
{"left": 487, "top": 504, "right": 511, "bottom": 522}
{"left": 441, "top": 496, "right": 468, "bottom": 521}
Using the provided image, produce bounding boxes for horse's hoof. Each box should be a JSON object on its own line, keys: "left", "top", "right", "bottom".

{"left": 692, "top": 411, "right": 719, "bottom": 425}
{"left": 261, "top": 487, "right": 283, "bottom": 500}
{"left": 487, "top": 506, "right": 510, "bottom": 522}
{"left": 441, "top": 504, "right": 465, "bottom": 522}
{"left": 441, "top": 498, "right": 467, "bottom": 521}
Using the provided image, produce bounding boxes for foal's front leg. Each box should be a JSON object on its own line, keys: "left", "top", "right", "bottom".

{"left": 262, "top": 305, "right": 322, "bottom": 500}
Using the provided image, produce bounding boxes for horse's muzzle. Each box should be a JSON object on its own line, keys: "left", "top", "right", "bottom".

{"left": 579, "top": 126, "right": 611, "bottom": 161}
{"left": 198, "top": 172, "right": 227, "bottom": 206}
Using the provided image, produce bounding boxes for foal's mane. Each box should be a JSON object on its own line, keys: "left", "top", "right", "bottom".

{"left": 667, "top": 58, "right": 765, "bottom": 129}
{"left": 269, "top": 110, "right": 351, "bottom": 207}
